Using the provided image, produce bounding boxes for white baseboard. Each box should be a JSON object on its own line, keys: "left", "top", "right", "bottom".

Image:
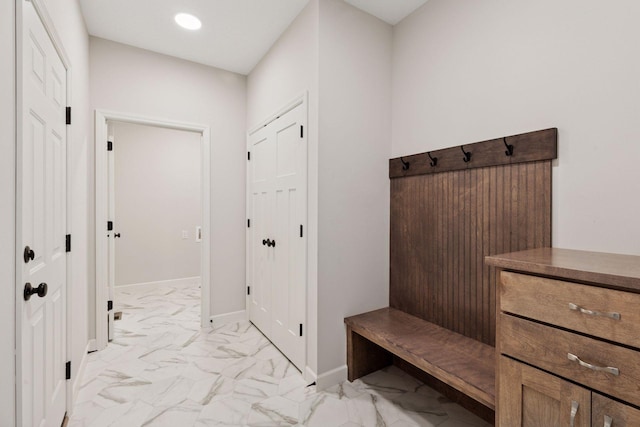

{"left": 71, "top": 340, "right": 92, "bottom": 412}
{"left": 87, "top": 338, "right": 97, "bottom": 353}
{"left": 315, "top": 365, "right": 347, "bottom": 391}
{"left": 115, "top": 276, "right": 201, "bottom": 291}
{"left": 304, "top": 366, "right": 318, "bottom": 385}
{"left": 209, "top": 310, "right": 247, "bottom": 326}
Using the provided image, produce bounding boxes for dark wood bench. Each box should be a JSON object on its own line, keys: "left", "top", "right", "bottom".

{"left": 344, "top": 307, "right": 495, "bottom": 411}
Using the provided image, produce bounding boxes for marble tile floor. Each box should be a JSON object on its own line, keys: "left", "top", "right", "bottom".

{"left": 69, "top": 282, "right": 492, "bottom": 427}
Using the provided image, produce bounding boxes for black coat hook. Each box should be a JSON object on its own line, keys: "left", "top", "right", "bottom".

{"left": 400, "top": 157, "right": 410, "bottom": 170}
{"left": 427, "top": 152, "right": 438, "bottom": 167}
{"left": 461, "top": 145, "right": 472, "bottom": 163}
{"left": 503, "top": 137, "right": 514, "bottom": 156}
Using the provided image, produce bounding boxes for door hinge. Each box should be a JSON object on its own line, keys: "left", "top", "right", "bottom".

{"left": 65, "top": 234, "right": 71, "bottom": 252}
{"left": 247, "top": 286, "right": 251, "bottom": 296}
{"left": 299, "top": 324, "right": 303, "bottom": 337}
{"left": 300, "top": 125, "right": 304, "bottom": 138}
{"left": 108, "top": 300, "right": 113, "bottom": 311}
{"left": 107, "top": 141, "right": 113, "bottom": 151}
{"left": 107, "top": 221, "right": 113, "bottom": 231}
{"left": 247, "top": 151, "right": 250, "bottom": 161}
{"left": 65, "top": 107, "right": 71, "bottom": 125}
{"left": 300, "top": 225, "right": 303, "bottom": 238}
{"left": 65, "top": 361, "right": 71, "bottom": 380}
{"left": 247, "top": 219, "right": 250, "bottom": 228}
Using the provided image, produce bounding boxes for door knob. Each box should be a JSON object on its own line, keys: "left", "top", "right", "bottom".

{"left": 270, "top": 239, "right": 276, "bottom": 248}
{"left": 114, "top": 233, "right": 121, "bottom": 238}
{"left": 262, "top": 239, "right": 268, "bottom": 246}
{"left": 23, "top": 246, "right": 35, "bottom": 263}
{"left": 24, "top": 282, "right": 47, "bottom": 301}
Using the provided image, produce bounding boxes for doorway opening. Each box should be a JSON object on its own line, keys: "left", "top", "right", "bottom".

{"left": 95, "top": 111, "right": 211, "bottom": 351}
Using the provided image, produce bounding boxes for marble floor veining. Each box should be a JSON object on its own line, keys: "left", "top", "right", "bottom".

{"left": 69, "top": 282, "right": 492, "bottom": 427}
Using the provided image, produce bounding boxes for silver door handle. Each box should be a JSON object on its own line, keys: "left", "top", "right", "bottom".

{"left": 604, "top": 415, "right": 613, "bottom": 427}
{"left": 568, "top": 353, "right": 619, "bottom": 376}
{"left": 570, "top": 401, "right": 579, "bottom": 427}
{"left": 569, "top": 303, "right": 620, "bottom": 320}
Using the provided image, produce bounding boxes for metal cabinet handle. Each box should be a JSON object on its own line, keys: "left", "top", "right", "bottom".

{"left": 604, "top": 415, "right": 613, "bottom": 427}
{"left": 568, "top": 353, "right": 619, "bottom": 376}
{"left": 570, "top": 401, "right": 579, "bottom": 427}
{"left": 569, "top": 303, "right": 620, "bottom": 320}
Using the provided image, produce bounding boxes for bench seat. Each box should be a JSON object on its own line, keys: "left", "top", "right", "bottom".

{"left": 344, "top": 307, "right": 495, "bottom": 410}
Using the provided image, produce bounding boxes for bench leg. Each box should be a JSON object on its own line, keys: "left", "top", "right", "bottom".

{"left": 346, "top": 326, "right": 393, "bottom": 382}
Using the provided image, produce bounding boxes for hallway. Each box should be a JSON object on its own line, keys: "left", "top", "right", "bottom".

{"left": 69, "top": 283, "right": 489, "bottom": 426}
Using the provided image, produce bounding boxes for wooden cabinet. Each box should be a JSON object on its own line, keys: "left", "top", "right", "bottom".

{"left": 486, "top": 248, "right": 640, "bottom": 427}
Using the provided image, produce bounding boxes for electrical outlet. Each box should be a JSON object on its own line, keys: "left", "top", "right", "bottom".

{"left": 182, "top": 230, "right": 188, "bottom": 239}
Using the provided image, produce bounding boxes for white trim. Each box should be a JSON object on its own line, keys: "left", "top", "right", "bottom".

{"left": 209, "top": 310, "right": 247, "bottom": 327}
{"left": 87, "top": 339, "right": 97, "bottom": 353}
{"left": 95, "top": 110, "right": 212, "bottom": 351}
{"left": 247, "top": 92, "right": 306, "bottom": 136}
{"left": 116, "top": 276, "right": 201, "bottom": 291}
{"left": 304, "top": 366, "right": 318, "bottom": 385}
{"left": 315, "top": 365, "right": 348, "bottom": 391}
{"left": 71, "top": 340, "right": 92, "bottom": 413}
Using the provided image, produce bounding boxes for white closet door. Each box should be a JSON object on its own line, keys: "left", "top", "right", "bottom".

{"left": 19, "top": 1, "right": 68, "bottom": 425}
{"left": 270, "top": 105, "right": 306, "bottom": 370}
{"left": 247, "top": 100, "right": 307, "bottom": 372}
{"left": 248, "top": 126, "right": 274, "bottom": 336}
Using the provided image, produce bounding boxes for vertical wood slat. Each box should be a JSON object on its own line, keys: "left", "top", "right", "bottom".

{"left": 389, "top": 160, "right": 552, "bottom": 346}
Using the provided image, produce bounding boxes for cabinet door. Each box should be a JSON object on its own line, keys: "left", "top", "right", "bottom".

{"left": 498, "top": 356, "right": 590, "bottom": 427}
{"left": 592, "top": 393, "right": 640, "bottom": 427}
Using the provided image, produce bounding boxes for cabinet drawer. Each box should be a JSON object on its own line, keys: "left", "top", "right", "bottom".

{"left": 499, "top": 314, "right": 640, "bottom": 407}
{"left": 592, "top": 393, "right": 640, "bottom": 427}
{"left": 500, "top": 271, "right": 640, "bottom": 348}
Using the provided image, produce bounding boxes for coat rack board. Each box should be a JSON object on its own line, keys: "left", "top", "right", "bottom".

{"left": 390, "top": 128, "right": 557, "bottom": 178}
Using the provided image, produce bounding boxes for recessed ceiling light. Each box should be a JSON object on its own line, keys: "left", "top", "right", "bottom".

{"left": 175, "top": 13, "right": 201, "bottom": 31}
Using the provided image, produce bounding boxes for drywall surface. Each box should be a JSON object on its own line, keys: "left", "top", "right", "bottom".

{"left": 392, "top": 0, "right": 640, "bottom": 256}
{"left": 0, "top": 0, "right": 16, "bottom": 422}
{"left": 112, "top": 122, "right": 201, "bottom": 286}
{"left": 247, "top": 0, "right": 320, "bottom": 376}
{"left": 90, "top": 38, "right": 247, "bottom": 331}
{"left": 317, "top": 0, "right": 392, "bottom": 377}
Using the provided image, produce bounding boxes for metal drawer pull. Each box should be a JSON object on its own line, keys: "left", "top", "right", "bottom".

{"left": 567, "top": 353, "right": 619, "bottom": 376}
{"left": 568, "top": 303, "right": 620, "bottom": 320}
{"left": 570, "top": 401, "right": 579, "bottom": 427}
{"left": 604, "top": 415, "right": 613, "bottom": 427}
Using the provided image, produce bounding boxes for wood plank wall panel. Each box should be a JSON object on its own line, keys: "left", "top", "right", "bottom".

{"left": 389, "top": 160, "right": 552, "bottom": 346}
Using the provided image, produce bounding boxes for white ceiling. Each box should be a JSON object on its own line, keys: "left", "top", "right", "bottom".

{"left": 79, "top": 0, "right": 428, "bottom": 76}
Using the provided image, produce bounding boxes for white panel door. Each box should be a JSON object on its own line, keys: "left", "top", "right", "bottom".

{"left": 248, "top": 127, "right": 274, "bottom": 335}
{"left": 18, "top": 1, "right": 67, "bottom": 426}
{"left": 270, "top": 106, "right": 306, "bottom": 370}
{"left": 247, "top": 100, "right": 307, "bottom": 372}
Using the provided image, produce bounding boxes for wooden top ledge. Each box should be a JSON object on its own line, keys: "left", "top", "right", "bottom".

{"left": 486, "top": 247, "right": 640, "bottom": 293}
{"left": 345, "top": 307, "right": 495, "bottom": 410}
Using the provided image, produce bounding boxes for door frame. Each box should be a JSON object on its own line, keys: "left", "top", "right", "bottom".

{"left": 94, "top": 110, "right": 211, "bottom": 350}
{"left": 15, "top": 0, "right": 73, "bottom": 422}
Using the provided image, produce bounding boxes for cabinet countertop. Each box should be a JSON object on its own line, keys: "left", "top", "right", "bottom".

{"left": 485, "top": 247, "right": 640, "bottom": 293}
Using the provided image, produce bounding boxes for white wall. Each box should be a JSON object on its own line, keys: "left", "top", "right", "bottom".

{"left": 393, "top": 0, "right": 640, "bottom": 256}
{"left": 317, "top": 0, "right": 392, "bottom": 379}
{"left": 247, "top": 0, "right": 320, "bottom": 377}
{"left": 0, "top": 0, "right": 16, "bottom": 422}
{"left": 247, "top": 0, "right": 392, "bottom": 384}
{"left": 112, "top": 122, "right": 201, "bottom": 286}
{"left": 90, "top": 38, "right": 247, "bottom": 333}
